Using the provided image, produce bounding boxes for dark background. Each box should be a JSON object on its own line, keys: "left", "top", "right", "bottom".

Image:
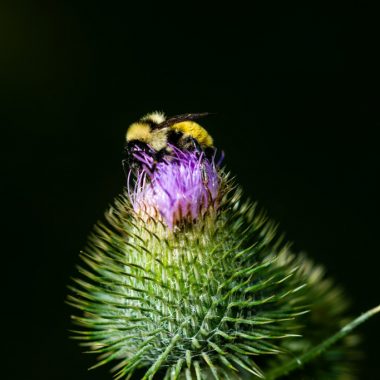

{"left": 1, "top": 0, "right": 379, "bottom": 379}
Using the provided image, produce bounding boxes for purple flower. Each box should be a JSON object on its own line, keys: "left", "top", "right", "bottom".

{"left": 128, "top": 146, "right": 220, "bottom": 229}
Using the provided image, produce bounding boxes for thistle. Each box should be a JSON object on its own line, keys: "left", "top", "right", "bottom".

{"left": 68, "top": 112, "right": 379, "bottom": 379}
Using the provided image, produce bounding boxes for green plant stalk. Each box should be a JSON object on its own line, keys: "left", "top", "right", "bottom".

{"left": 266, "top": 304, "right": 380, "bottom": 379}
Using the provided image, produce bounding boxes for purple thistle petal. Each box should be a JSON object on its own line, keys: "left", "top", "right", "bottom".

{"left": 128, "top": 146, "right": 220, "bottom": 229}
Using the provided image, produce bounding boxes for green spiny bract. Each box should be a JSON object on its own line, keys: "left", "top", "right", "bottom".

{"left": 68, "top": 167, "right": 357, "bottom": 379}
{"left": 263, "top": 254, "right": 360, "bottom": 380}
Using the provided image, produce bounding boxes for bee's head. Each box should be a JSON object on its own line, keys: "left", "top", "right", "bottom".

{"left": 123, "top": 112, "right": 166, "bottom": 176}
{"left": 126, "top": 112, "right": 164, "bottom": 142}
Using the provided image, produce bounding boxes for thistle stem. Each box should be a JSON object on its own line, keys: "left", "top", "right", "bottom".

{"left": 266, "top": 304, "right": 380, "bottom": 380}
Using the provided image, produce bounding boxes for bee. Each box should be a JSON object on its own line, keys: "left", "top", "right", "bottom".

{"left": 123, "top": 111, "right": 214, "bottom": 173}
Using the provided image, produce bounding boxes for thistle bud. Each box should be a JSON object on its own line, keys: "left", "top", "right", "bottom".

{"left": 68, "top": 116, "right": 367, "bottom": 380}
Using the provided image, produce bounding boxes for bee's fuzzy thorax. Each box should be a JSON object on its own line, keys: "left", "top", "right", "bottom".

{"left": 140, "top": 111, "right": 166, "bottom": 124}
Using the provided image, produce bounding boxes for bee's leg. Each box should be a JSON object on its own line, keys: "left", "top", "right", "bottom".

{"left": 124, "top": 141, "right": 158, "bottom": 174}
{"left": 149, "top": 156, "right": 158, "bottom": 174}
{"left": 185, "top": 136, "right": 203, "bottom": 155}
{"left": 149, "top": 149, "right": 167, "bottom": 173}
{"left": 131, "top": 140, "right": 156, "bottom": 157}
{"left": 122, "top": 146, "right": 140, "bottom": 176}
{"left": 122, "top": 159, "right": 129, "bottom": 177}
{"left": 184, "top": 136, "right": 217, "bottom": 162}
{"left": 182, "top": 137, "right": 210, "bottom": 185}
{"left": 154, "top": 149, "right": 166, "bottom": 162}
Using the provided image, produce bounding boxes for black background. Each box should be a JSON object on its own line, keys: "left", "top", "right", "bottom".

{"left": 1, "top": 1, "right": 379, "bottom": 379}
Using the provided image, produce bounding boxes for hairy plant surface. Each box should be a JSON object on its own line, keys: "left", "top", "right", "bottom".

{"left": 68, "top": 117, "right": 378, "bottom": 379}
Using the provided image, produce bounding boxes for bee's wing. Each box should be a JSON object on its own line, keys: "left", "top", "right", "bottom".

{"left": 155, "top": 112, "right": 213, "bottom": 130}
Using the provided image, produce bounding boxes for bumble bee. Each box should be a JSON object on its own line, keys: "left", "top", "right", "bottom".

{"left": 123, "top": 111, "right": 214, "bottom": 173}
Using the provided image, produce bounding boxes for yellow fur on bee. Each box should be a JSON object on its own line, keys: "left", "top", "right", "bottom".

{"left": 172, "top": 121, "right": 213, "bottom": 147}
{"left": 140, "top": 111, "right": 166, "bottom": 124}
{"left": 126, "top": 122, "right": 151, "bottom": 142}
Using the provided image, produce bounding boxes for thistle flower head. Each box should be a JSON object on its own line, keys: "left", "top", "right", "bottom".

{"left": 129, "top": 146, "right": 220, "bottom": 230}
{"left": 68, "top": 113, "right": 363, "bottom": 380}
